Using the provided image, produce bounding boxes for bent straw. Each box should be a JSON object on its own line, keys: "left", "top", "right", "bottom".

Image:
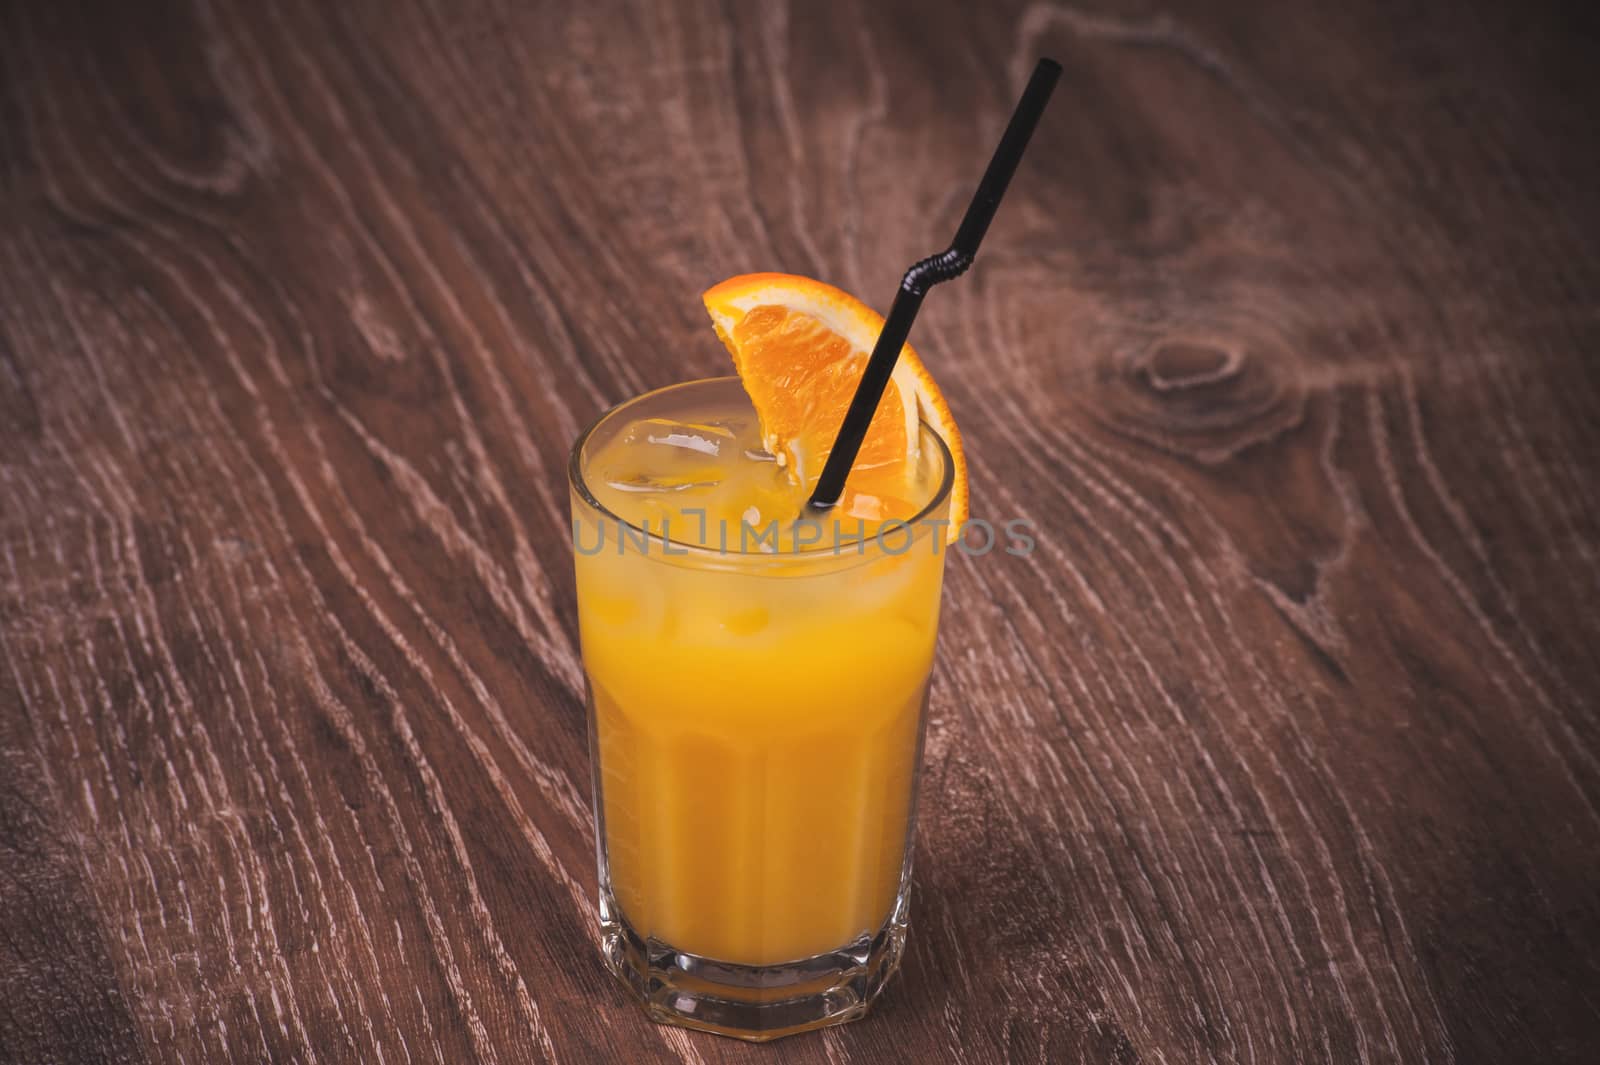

{"left": 807, "top": 57, "right": 1061, "bottom": 511}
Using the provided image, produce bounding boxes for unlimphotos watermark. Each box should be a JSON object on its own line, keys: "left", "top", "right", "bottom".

{"left": 572, "top": 512, "right": 1036, "bottom": 558}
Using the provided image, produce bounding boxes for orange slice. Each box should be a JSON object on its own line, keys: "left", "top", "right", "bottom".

{"left": 703, "top": 272, "right": 968, "bottom": 541}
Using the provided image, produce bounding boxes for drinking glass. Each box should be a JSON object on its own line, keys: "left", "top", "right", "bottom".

{"left": 569, "top": 376, "right": 953, "bottom": 1040}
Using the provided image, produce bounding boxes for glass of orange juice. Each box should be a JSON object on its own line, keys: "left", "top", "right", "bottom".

{"left": 569, "top": 375, "right": 954, "bottom": 1040}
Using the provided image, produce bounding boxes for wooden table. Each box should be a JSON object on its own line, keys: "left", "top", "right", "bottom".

{"left": 4, "top": 1, "right": 1597, "bottom": 1061}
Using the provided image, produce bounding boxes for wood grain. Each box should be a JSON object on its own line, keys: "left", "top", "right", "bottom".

{"left": 3, "top": 0, "right": 1598, "bottom": 1061}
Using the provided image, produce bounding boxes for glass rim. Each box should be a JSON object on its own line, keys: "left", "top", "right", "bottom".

{"left": 567, "top": 376, "right": 956, "bottom": 563}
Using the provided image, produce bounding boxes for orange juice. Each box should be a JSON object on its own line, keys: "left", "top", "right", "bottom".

{"left": 569, "top": 377, "right": 952, "bottom": 1038}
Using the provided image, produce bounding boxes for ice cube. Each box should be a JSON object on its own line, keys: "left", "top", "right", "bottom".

{"left": 705, "top": 415, "right": 753, "bottom": 435}
{"left": 621, "top": 417, "right": 733, "bottom": 458}
{"left": 603, "top": 472, "right": 722, "bottom": 493}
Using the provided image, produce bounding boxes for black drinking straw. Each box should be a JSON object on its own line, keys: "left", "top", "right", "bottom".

{"left": 807, "top": 57, "right": 1061, "bottom": 511}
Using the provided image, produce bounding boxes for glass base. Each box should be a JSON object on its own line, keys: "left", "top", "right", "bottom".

{"left": 598, "top": 888, "right": 909, "bottom": 1042}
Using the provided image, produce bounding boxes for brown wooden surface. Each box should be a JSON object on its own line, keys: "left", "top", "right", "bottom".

{"left": 3, "top": 0, "right": 1599, "bottom": 1061}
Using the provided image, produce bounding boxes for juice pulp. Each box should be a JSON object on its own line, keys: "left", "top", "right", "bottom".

{"left": 572, "top": 378, "right": 949, "bottom": 967}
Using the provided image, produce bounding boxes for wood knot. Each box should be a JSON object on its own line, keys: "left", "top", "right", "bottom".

{"left": 1092, "top": 324, "right": 1306, "bottom": 465}
{"left": 1139, "top": 341, "right": 1242, "bottom": 391}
